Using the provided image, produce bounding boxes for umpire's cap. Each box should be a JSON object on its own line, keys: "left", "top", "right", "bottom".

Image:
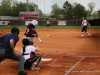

{"left": 22, "top": 39, "right": 30, "bottom": 45}
{"left": 11, "top": 27, "right": 19, "bottom": 35}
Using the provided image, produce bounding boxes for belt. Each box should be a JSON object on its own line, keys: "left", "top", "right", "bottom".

{"left": 22, "top": 54, "right": 29, "bottom": 56}
{"left": 0, "top": 47, "right": 10, "bottom": 49}
{"left": 0, "top": 47, "right": 5, "bottom": 49}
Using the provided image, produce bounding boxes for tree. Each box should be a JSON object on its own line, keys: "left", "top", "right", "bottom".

{"left": 61, "top": 1, "right": 73, "bottom": 19}
{"left": 0, "top": 0, "right": 43, "bottom": 17}
{"left": 11, "top": 0, "right": 18, "bottom": 16}
{"left": 88, "top": 2, "right": 95, "bottom": 16}
{"left": 13, "top": 2, "right": 36, "bottom": 16}
{"left": 51, "top": 3, "right": 61, "bottom": 18}
{"left": 11, "top": 0, "right": 18, "bottom": 7}
{"left": 97, "top": 10, "right": 100, "bottom": 18}
{"left": 1, "top": 0, "right": 12, "bottom": 16}
{"left": 0, "top": 6, "right": 2, "bottom": 16}
{"left": 92, "top": 11, "right": 98, "bottom": 18}
{"left": 86, "top": 9, "right": 91, "bottom": 17}
{"left": 33, "top": 4, "right": 38, "bottom": 12}
{"left": 38, "top": 9, "right": 43, "bottom": 17}
{"left": 14, "top": 2, "right": 27, "bottom": 16}
{"left": 73, "top": 3, "right": 87, "bottom": 19}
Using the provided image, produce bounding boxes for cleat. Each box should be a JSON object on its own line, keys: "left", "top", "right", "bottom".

{"left": 18, "top": 71, "right": 27, "bottom": 75}
{"left": 89, "top": 35, "right": 91, "bottom": 38}
{"left": 31, "top": 67, "right": 40, "bottom": 70}
{"left": 82, "top": 35, "right": 84, "bottom": 37}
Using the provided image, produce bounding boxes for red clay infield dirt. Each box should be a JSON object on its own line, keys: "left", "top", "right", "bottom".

{"left": 0, "top": 29, "right": 100, "bottom": 75}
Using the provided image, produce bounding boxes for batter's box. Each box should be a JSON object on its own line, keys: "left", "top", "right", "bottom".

{"left": 48, "top": 55, "right": 82, "bottom": 67}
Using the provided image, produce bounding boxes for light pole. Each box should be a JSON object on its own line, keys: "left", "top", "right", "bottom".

{"left": 44, "top": 0, "right": 45, "bottom": 20}
{"left": 47, "top": 10, "right": 49, "bottom": 18}
{"left": 27, "top": 0, "right": 29, "bottom": 12}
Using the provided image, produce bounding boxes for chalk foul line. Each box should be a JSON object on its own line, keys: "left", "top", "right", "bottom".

{"left": 65, "top": 57, "right": 85, "bottom": 75}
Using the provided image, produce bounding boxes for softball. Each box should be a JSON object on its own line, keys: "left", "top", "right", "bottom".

{"left": 47, "top": 35, "right": 50, "bottom": 37}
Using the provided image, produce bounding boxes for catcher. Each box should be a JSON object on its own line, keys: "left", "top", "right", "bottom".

{"left": 22, "top": 39, "right": 41, "bottom": 70}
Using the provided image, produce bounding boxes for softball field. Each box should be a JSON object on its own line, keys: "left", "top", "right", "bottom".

{"left": 0, "top": 29, "right": 100, "bottom": 75}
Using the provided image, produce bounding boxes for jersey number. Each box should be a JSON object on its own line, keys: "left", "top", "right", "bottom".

{"left": 25, "top": 28, "right": 29, "bottom": 34}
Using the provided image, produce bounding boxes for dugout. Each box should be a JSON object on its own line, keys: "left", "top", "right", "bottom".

{"left": 88, "top": 18, "right": 100, "bottom": 26}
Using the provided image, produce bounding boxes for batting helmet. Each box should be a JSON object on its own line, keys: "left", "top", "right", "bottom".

{"left": 22, "top": 39, "right": 30, "bottom": 45}
{"left": 31, "top": 20, "right": 38, "bottom": 26}
{"left": 28, "top": 23, "right": 35, "bottom": 29}
{"left": 11, "top": 27, "right": 19, "bottom": 35}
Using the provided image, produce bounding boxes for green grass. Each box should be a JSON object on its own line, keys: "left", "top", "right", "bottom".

{"left": 0, "top": 26, "right": 100, "bottom": 30}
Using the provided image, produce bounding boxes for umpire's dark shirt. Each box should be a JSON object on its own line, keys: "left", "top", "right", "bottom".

{"left": 0, "top": 33, "right": 19, "bottom": 48}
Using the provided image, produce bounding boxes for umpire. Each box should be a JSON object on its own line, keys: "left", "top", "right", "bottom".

{"left": 0, "top": 27, "right": 27, "bottom": 75}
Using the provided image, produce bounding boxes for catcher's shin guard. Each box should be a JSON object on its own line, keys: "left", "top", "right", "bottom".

{"left": 33, "top": 54, "right": 41, "bottom": 67}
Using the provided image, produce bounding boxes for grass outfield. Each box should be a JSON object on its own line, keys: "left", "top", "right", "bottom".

{"left": 0, "top": 26, "right": 100, "bottom": 30}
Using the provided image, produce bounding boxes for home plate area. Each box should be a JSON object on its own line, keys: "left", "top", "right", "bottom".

{"left": 42, "top": 54, "right": 100, "bottom": 75}
{"left": 1, "top": 54, "right": 100, "bottom": 75}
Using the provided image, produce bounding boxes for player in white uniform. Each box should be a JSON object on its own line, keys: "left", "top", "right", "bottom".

{"left": 80, "top": 17, "right": 91, "bottom": 37}
{"left": 45, "top": 20, "right": 51, "bottom": 29}
{"left": 22, "top": 39, "right": 41, "bottom": 70}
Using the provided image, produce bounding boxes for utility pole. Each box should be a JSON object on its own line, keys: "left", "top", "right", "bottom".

{"left": 27, "top": 0, "right": 29, "bottom": 12}
{"left": 44, "top": 0, "right": 45, "bottom": 20}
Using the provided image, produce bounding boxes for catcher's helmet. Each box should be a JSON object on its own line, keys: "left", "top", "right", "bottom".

{"left": 11, "top": 27, "right": 19, "bottom": 35}
{"left": 31, "top": 20, "right": 38, "bottom": 26}
{"left": 22, "top": 39, "right": 30, "bottom": 45}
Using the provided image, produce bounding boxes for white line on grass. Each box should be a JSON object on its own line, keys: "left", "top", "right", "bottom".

{"left": 65, "top": 57, "right": 85, "bottom": 75}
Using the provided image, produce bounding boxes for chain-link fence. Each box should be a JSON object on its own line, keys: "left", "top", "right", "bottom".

{"left": 0, "top": 19, "right": 82, "bottom": 26}
{"left": 0, "top": 16, "right": 100, "bottom": 26}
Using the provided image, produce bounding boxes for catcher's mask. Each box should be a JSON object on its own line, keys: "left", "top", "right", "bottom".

{"left": 22, "top": 39, "right": 30, "bottom": 45}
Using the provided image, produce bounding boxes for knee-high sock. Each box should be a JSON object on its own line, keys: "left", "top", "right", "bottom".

{"left": 86, "top": 32, "right": 90, "bottom": 36}
{"left": 82, "top": 32, "right": 83, "bottom": 37}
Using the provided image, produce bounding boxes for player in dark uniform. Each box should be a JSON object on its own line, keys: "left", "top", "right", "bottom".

{"left": 24, "top": 20, "right": 38, "bottom": 46}
{"left": 45, "top": 20, "right": 51, "bottom": 29}
{"left": 0, "top": 27, "right": 27, "bottom": 75}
